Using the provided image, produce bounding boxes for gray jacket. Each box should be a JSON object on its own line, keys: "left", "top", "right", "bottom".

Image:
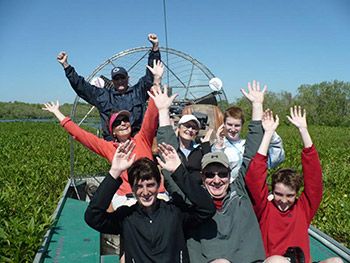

{"left": 187, "top": 120, "right": 266, "bottom": 263}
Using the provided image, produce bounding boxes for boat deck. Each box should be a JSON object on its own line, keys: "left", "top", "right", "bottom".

{"left": 35, "top": 182, "right": 350, "bottom": 263}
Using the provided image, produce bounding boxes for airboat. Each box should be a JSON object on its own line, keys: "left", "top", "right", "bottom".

{"left": 34, "top": 47, "right": 350, "bottom": 263}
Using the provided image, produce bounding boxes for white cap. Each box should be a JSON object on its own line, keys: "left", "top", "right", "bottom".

{"left": 178, "top": 114, "right": 200, "bottom": 128}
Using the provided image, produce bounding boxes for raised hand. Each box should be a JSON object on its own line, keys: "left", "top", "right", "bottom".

{"left": 147, "top": 85, "right": 178, "bottom": 111}
{"left": 156, "top": 143, "right": 181, "bottom": 173}
{"left": 42, "top": 101, "right": 66, "bottom": 121}
{"left": 287, "top": 106, "right": 312, "bottom": 148}
{"left": 109, "top": 140, "right": 136, "bottom": 178}
{"left": 201, "top": 128, "right": 214, "bottom": 143}
{"left": 148, "top": 33, "right": 159, "bottom": 50}
{"left": 146, "top": 59, "right": 164, "bottom": 79}
{"left": 262, "top": 109, "right": 279, "bottom": 133}
{"left": 240, "top": 80, "right": 267, "bottom": 104}
{"left": 287, "top": 105, "right": 307, "bottom": 129}
{"left": 57, "top": 51, "right": 69, "bottom": 68}
{"left": 258, "top": 109, "right": 279, "bottom": 155}
{"left": 216, "top": 124, "right": 225, "bottom": 140}
{"left": 42, "top": 101, "right": 60, "bottom": 113}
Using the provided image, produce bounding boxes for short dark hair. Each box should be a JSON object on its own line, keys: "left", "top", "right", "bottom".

{"left": 127, "top": 158, "right": 161, "bottom": 188}
{"left": 272, "top": 168, "right": 303, "bottom": 193}
{"left": 224, "top": 106, "right": 245, "bottom": 125}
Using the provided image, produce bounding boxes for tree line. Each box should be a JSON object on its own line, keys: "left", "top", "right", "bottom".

{"left": 1, "top": 80, "right": 349, "bottom": 126}
{"left": 0, "top": 101, "right": 99, "bottom": 120}
{"left": 232, "top": 80, "right": 350, "bottom": 127}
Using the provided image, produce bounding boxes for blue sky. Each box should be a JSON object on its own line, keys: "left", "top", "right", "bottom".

{"left": 1, "top": 0, "right": 349, "bottom": 103}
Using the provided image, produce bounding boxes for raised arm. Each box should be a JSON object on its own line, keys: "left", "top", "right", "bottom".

{"left": 43, "top": 101, "right": 115, "bottom": 162}
{"left": 135, "top": 61, "right": 165, "bottom": 146}
{"left": 287, "top": 106, "right": 322, "bottom": 221}
{"left": 57, "top": 51, "right": 105, "bottom": 106}
{"left": 241, "top": 80, "right": 267, "bottom": 121}
{"left": 157, "top": 143, "right": 216, "bottom": 224}
{"left": 85, "top": 141, "right": 136, "bottom": 234}
{"left": 258, "top": 110, "right": 280, "bottom": 156}
{"left": 57, "top": 51, "right": 69, "bottom": 69}
{"left": 287, "top": 105, "right": 312, "bottom": 148}
{"left": 238, "top": 80, "right": 267, "bottom": 177}
{"left": 138, "top": 34, "right": 162, "bottom": 94}
{"left": 147, "top": 85, "right": 177, "bottom": 127}
{"left": 267, "top": 132, "right": 285, "bottom": 168}
{"left": 42, "top": 100, "right": 66, "bottom": 122}
{"left": 245, "top": 110, "right": 279, "bottom": 219}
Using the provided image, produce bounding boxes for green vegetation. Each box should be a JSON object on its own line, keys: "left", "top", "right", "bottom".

{"left": 0, "top": 101, "right": 99, "bottom": 120}
{"left": 0, "top": 121, "right": 349, "bottom": 262}
{"left": 0, "top": 81, "right": 349, "bottom": 261}
{"left": 2, "top": 80, "right": 350, "bottom": 127}
{"left": 0, "top": 122, "right": 109, "bottom": 262}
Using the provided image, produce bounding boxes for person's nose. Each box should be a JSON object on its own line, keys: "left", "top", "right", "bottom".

{"left": 281, "top": 196, "right": 287, "bottom": 203}
{"left": 213, "top": 175, "right": 221, "bottom": 183}
{"left": 142, "top": 186, "right": 149, "bottom": 195}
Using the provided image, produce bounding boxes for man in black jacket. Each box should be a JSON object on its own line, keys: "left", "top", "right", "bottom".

{"left": 57, "top": 33, "right": 162, "bottom": 141}
{"left": 85, "top": 85, "right": 215, "bottom": 263}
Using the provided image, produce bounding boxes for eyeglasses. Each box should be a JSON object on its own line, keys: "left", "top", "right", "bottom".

{"left": 114, "top": 116, "right": 129, "bottom": 127}
{"left": 181, "top": 123, "right": 199, "bottom": 130}
{"left": 203, "top": 171, "right": 229, "bottom": 179}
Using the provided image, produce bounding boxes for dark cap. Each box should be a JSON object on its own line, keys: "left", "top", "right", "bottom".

{"left": 111, "top": 67, "right": 128, "bottom": 80}
{"left": 201, "top": 152, "right": 230, "bottom": 170}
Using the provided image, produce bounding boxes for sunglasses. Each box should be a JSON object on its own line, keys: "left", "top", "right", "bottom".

{"left": 181, "top": 123, "right": 199, "bottom": 130}
{"left": 203, "top": 171, "right": 229, "bottom": 179}
{"left": 114, "top": 116, "right": 129, "bottom": 127}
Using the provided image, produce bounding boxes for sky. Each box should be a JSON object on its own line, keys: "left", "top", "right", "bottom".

{"left": 0, "top": 0, "right": 349, "bottom": 104}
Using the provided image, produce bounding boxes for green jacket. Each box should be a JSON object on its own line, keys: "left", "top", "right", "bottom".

{"left": 187, "top": 120, "right": 266, "bottom": 263}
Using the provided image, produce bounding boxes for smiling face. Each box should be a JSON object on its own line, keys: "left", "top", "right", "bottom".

{"left": 202, "top": 163, "right": 230, "bottom": 199}
{"left": 133, "top": 178, "right": 159, "bottom": 208}
{"left": 224, "top": 116, "right": 242, "bottom": 141}
{"left": 112, "top": 75, "right": 129, "bottom": 92}
{"left": 112, "top": 115, "right": 132, "bottom": 141}
{"left": 273, "top": 183, "right": 297, "bottom": 212}
{"left": 178, "top": 120, "right": 200, "bottom": 141}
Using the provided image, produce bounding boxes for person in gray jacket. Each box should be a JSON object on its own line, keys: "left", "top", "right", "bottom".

{"left": 186, "top": 80, "right": 267, "bottom": 263}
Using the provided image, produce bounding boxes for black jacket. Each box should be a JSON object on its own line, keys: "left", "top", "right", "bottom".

{"left": 85, "top": 165, "right": 215, "bottom": 263}
{"left": 64, "top": 50, "right": 161, "bottom": 141}
{"left": 157, "top": 125, "right": 211, "bottom": 202}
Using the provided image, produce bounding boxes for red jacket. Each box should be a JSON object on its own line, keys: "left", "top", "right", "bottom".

{"left": 61, "top": 98, "right": 165, "bottom": 195}
{"left": 245, "top": 145, "right": 323, "bottom": 263}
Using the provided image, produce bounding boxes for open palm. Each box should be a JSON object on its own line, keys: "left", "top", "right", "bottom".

{"left": 241, "top": 80, "right": 267, "bottom": 104}
{"left": 110, "top": 140, "right": 136, "bottom": 177}
{"left": 156, "top": 143, "right": 181, "bottom": 172}
{"left": 287, "top": 106, "right": 307, "bottom": 129}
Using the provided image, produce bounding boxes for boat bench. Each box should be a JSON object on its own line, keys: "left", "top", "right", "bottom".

{"left": 40, "top": 197, "right": 119, "bottom": 262}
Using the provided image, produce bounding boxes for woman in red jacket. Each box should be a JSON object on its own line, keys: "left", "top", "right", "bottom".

{"left": 42, "top": 84, "right": 172, "bottom": 210}
{"left": 245, "top": 106, "right": 342, "bottom": 263}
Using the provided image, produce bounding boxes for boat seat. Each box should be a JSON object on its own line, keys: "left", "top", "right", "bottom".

{"left": 41, "top": 197, "right": 100, "bottom": 262}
